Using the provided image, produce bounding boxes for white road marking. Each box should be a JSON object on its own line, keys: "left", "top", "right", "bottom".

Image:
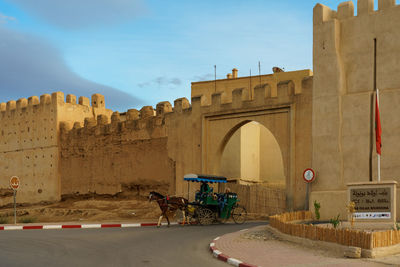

{"left": 213, "top": 250, "right": 222, "bottom": 258}
{"left": 227, "top": 258, "right": 242, "bottom": 266}
{"left": 82, "top": 224, "right": 101, "bottom": 229}
{"left": 43, "top": 225, "right": 62, "bottom": 229}
{"left": 121, "top": 223, "right": 141, "bottom": 228}
{"left": 4, "top": 226, "right": 23, "bottom": 230}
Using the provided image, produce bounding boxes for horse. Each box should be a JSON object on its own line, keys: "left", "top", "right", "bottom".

{"left": 148, "top": 191, "right": 188, "bottom": 227}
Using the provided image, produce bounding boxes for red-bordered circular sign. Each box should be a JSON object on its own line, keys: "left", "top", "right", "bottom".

{"left": 10, "top": 176, "right": 20, "bottom": 190}
{"left": 303, "top": 168, "right": 315, "bottom": 183}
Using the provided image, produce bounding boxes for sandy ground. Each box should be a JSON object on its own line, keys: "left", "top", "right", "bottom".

{"left": 0, "top": 195, "right": 166, "bottom": 224}
{"left": 0, "top": 194, "right": 268, "bottom": 224}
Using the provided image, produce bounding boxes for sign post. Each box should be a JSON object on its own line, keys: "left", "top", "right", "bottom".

{"left": 10, "top": 176, "right": 20, "bottom": 224}
{"left": 303, "top": 168, "right": 315, "bottom": 210}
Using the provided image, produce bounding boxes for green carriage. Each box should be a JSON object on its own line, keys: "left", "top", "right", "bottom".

{"left": 184, "top": 174, "right": 247, "bottom": 225}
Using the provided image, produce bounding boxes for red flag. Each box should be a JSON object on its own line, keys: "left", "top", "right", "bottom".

{"left": 375, "top": 90, "right": 382, "bottom": 155}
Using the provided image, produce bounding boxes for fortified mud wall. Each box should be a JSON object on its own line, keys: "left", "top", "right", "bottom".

{"left": 59, "top": 103, "right": 175, "bottom": 196}
{"left": 312, "top": 0, "right": 400, "bottom": 220}
{"left": 0, "top": 92, "right": 113, "bottom": 206}
{"left": 0, "top": 94, "right": 59, "bottom": 205}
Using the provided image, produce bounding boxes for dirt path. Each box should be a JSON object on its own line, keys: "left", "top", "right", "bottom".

{"left": 0, "top": 192, "right": 267, "bottom": 224}
{"left": 0, "top": 195, "right": 163, "bottom": 224}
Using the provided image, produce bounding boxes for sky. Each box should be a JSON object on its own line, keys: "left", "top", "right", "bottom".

{"left": 0, "top": 0, "right": 382, "bottom": 111}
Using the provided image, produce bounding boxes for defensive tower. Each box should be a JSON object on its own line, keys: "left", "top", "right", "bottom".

{"left": 0, "top": 92, "right": 111, "bottom": 205}
{"left": 312, "top": 0, "right": 400, "bottom": 220}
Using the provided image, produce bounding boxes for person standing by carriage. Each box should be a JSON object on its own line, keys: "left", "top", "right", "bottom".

{"left": 200, "top": 181, "right": 211, "bottom": 194}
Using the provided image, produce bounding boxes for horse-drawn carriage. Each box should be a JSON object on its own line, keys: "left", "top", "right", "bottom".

{"left": 184, "top": 174, "right": 247, "bottom": 225}
{"left": 148, "top": 174, "right": 247, "bottom": 227}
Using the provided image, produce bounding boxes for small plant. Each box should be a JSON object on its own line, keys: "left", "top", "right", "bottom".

{"left": 314, "top": 200, "right": 321, "bottom": 220}
{"left": 395, "top": 223, "right": 400, "bottom": 231}
{"left": 19, "top": 217, "right": 36, "bottom": 223}
{"left": 329, "top": 214, "right": 340, "bottom": 228}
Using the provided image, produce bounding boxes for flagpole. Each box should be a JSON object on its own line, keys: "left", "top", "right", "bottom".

{"left": 378, "top": 154, "right": 381, "bottom": 183}
{"left": 377, "top": 88, "right": 381, "bottom": 183}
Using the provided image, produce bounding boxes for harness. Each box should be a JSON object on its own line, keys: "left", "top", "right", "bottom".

{"left": 151, "top": 192, "right": 185, "bottom": 211}
{"left": 163, "top": 195, "right": 170, "bottom": 205}
{"left": 159, "top": 195, "right": 177, "bottom": 208}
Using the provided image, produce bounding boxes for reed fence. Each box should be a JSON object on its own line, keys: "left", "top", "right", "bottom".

{"left": 220, "top": 183, "right": 286, "bottom": 215}
{"left": 269, "top": 211, "right": 400, "bottom": 249}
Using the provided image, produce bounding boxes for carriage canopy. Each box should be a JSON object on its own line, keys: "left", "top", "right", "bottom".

{"left": 183, "top": 174, "right": 227, "bottom": 183}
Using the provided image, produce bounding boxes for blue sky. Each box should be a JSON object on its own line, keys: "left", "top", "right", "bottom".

{"left": 0, "top": 0, "right": 380, "bottom": 111}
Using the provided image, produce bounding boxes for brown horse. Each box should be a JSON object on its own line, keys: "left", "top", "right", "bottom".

{"left": 148, "top": 191, "right": 188, "bottom": 227}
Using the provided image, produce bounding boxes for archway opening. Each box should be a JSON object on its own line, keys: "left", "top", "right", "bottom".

{"left": 219, "top": 121, "right": 285, "bottom": 188}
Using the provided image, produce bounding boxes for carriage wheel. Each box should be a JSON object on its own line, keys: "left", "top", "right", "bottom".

{"left": 231, "top": 205, "right": 247, "bottom": 224}
{"left": 196, "top": 207, "right": 215, "bottom": 225}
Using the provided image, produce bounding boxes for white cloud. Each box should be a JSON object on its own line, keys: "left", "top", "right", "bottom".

{"left": 0, "top": 13, "right": 16, "bottom": 23}
{"left": 138, "top": 77, "right": 182, "bottom": 89}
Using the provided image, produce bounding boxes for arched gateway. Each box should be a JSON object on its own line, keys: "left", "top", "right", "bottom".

{"left": 207, "top": 115, "right": 288, "bottom": 187}
{"left": 166, "top": 69, "right": 313, "bottom": 211}
{"left": 219, "top": 121, "right": 285, "bottom": 188}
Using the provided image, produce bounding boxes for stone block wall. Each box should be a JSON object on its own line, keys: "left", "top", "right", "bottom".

{"left": 59, "top": 104, "right": 175, "bottom": 196}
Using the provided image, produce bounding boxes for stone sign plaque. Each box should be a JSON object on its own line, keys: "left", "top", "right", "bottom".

{"left": 350, "top": 187, "right": 391, "bottom": 219}
{"left": 347, "top": 181, "right": 397, "bottom": 223}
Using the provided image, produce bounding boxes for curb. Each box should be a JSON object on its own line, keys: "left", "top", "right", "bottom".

{"left": 209, "top": 236, "right": 259, "bottom": 267}
{"left": 266, "top": 225, "right": 400, "bottom": 259}
{"left": 0, "top": 222, "right": 183, "bottom": 231}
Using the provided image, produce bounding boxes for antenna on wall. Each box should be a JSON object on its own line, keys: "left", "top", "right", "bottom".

{"left": 214, "top": 65, "right": 217, "bottom": 93}
{"left": 258, "top": 61, "right": 261, "bottom": 88}
{"left": 249, "top": 68, "right": 252, "bottom": 99}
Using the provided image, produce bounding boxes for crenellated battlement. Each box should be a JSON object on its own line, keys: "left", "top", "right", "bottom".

{"left": 189, "top": 76, "right": 313, "bottom": 114}
{"left": 191, "top": 69, "right": 312, "bottom": 106}
{"left": 1, "top": 93, "right": 58, "bottom": 113}
{"left": 314, "top": 0, "right": 400, "bottom": 24}
{"left": 59, "top": 69, "right": 313, "bottom": 141}
{"left": 1, "top": 94, "right": 51, "bottom": 113}
{"left": 0, "top": 92, "right": 109, "bottom": 117}
{"left": 60, "top": 104, "right": 167, "bottom": 141}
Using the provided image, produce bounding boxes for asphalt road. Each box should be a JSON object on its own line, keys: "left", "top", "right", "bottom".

{"left": 0, "top": 222, "right": 264, "bottom": 267}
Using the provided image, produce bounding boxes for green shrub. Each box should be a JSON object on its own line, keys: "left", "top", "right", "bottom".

{"left": 329, "top": 214, "right": 340, "bottom": 228}
{"left": 19, "top": 217, "right": 36, "bottom": 223}
{"left": 313, "top": 200, "right": 321, "bottom": 220}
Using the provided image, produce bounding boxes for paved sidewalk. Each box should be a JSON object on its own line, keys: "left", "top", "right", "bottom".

{"left": 212, "top": 225, "right": 399, "bottom": 267}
